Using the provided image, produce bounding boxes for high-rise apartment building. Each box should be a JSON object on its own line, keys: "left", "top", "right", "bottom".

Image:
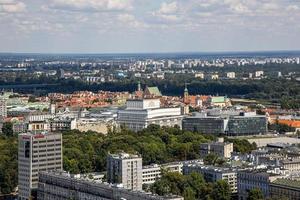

{"left": 0, "top": 96, "right": 7, "bottom": 118}
{"left": 107, "top": 153, "right": 143, "bottom": 191}
{"left": 18, "top": 132, "right": 62, "bottom": 200}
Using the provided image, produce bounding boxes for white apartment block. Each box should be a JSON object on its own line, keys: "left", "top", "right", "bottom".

{"left": 107, "top": 153, "right": 143, "bottom": 191}
{"left": 118, "top": 99, "right": 184, "bottom": 132}
{"left": 142, "top": 160, "right": 203, "bottom": 185}
{"left": 142, "top": 163, "right": 182, "bottom": 185}
{"left": 183, "top": 165, "right": 238, "bottom": 193}
{"left": 18, "top": 132, "right": 62, "bottom": 200}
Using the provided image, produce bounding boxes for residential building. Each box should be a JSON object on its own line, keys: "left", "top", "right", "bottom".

{"left": 49, "top": 117, "right": 77, "bottom": 132}
{"left": 200, "top": 138, "right": 233, "bottom": 158}
{"left": 142, "top": 159, "right": 203, "bottom": 185}
{"left": 18, "top": 132, "right": 62, "bottom": 200}
{"left": 237, "top": 170, "right": 283, "bottom": 200}
{"left": 107, "top": 153, "right": 143, "bottom": 191}
{"left": 270, "top": 178, "right": 300, "bottom": 200}
{"left": 0, "top": 96, "right": 7, "bottom": 118}
{"left": 118, "top": 99, "right": 184, "bottom": 132}
{"left": 37, "top": 171, "right": 184, "bottom": 200}
{"left": 280, "top": 159, "right": 300, "bottom": 171}
{"left": 183, "top": 165, "right": 238, "bottom": 193}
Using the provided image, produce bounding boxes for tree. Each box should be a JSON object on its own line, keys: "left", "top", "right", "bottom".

{"left": 2, "top": 122, "right": 14, "bottom": 137}
{"left": 183, "top": 187, "right": 196, "bottom": 200}
{"left": 247, "top": 188, "right": 264, "bottom": 200}
{"left": 211, "top": 180, "right": 231, "bottom": 200}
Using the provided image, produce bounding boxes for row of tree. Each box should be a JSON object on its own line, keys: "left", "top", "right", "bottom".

{"left": 0, "top": 125, "right": 259, "bottom": 194}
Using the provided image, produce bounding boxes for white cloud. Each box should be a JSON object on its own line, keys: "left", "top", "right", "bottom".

{"left": 158, "top": 1, "right": 178, "bottom": 14}
{"left": 48, "top": 0, "right": 133, "bottom": 12}
{"left": 0, "top": 0, "right": 26, "bottom": 13}
{"left": 117, "top": 13, "right": 147, "bottom": 28}
{"left": 152, "top": 1, "right": 181, "bottom": 22}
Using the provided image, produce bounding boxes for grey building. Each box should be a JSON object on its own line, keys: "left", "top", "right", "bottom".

{"left": 107, "top": 153, "right": 143, "bottom": 191}
{"left": 18, "top": 132, "right": 62, "bottom": 200}
{"left": 227, "top": 115, "right": 268, "bottom": 136}
{"left": 237, "top": 170, "right": 283, "bottom": 200}
{"left": 182, "top": 116, "right": 227, "bottom": 134}
{"left": 270, "top": 178, "right": 300, "bottom": 200}
{"left": 182, "top": 112, "right": 267, "bottom": 136}
{"left": 37, "top": 171, "right": 184, "bottom": 200}
{"left": 0, "top": 96, "right": 7, "bottom": 118}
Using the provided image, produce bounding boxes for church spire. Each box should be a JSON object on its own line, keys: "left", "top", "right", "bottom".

{"left": 137, "top": 81, "right": 141, "bottom": 91}
{"left": 184, "top": 82, "right": 189, "bottom": 103}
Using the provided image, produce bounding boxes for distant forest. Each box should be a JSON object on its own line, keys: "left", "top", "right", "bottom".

{"left": 0, "top": 72, "right": 300, "bottom": 109}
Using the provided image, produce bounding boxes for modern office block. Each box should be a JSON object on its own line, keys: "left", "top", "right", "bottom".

{"left": 18, "top": 132, "right": 62, "bottom": 200}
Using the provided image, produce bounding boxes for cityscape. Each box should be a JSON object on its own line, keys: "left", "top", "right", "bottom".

{"left": 1, "top": 1, "right": 300, "bottom": 200}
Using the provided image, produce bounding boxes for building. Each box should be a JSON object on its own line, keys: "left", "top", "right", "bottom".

{"left": 270, "top": 178, "right": 300, "bottom": 200}
{"left": 255, "top": 71, "right": 264, "bottom": 78}
{"left": 237, "top": 170, "right": 283, "bottom": 200}
{"left": 0, "top": 96, "right": 7, "bottom": 118}
{"left": 118, "top": 99, "right": 184, "bottom": 132}
{"left": 183, "top": 165, "right": 238, "bottom": 193}
{"left": 37, "top": 171, "right": 183, "bottom": 200}
{"left": 142, "top": 159, "right": 203, "bottom": 185}
{"left": 226, "top": 72, "right": 236, "bottom": 79}
{"left": 200, "top": 138, "right": 233, "bottom": 158}
{"left": 142, "top": 163, "right": 181, "bottom": 185}
{"left": 182, "top": 112, "right": 267, "bottom": 136}
{"left": 18, "top": 132, "right": 63, "bottom": 200}
{"left": 49, "top": 117, "right": 77, "bottom": 132}
{"left": 195, "top": 72, "right": 204, "bottom": 79}
{"left": 208, "top": 96, "right": 231, "bottom": 107}
{"left": 280, "top": 159, "right": 300, "bottom": 171}
{"left": 107, "top": 153, "right": 143, "bottom": 191}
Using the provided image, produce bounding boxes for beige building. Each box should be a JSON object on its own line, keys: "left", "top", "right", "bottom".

{"left": 280, "top": 159, "right": 300, "bottom": 171}
{"left": 107, "top": 153, "right": 143, "bottom": 191}
{"left": 200, "top": 138, "right": 233, "bottom": 158}
{"left": 270, "top": 178, "right": 300, "bottom": 200}
{"left": 18, "top": 132, "right": 62, "bottom": 200}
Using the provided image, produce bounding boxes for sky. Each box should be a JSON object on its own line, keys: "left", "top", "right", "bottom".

{"left": 0, "top": 0, "right": 300, "bottom": 53}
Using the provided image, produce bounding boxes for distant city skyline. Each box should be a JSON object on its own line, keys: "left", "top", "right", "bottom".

{"left": 1, "top": 0, "right": 300, "bottom": 53}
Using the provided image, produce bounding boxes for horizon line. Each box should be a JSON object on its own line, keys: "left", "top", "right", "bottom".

{"left": 1, "top": 49, "right": 300, "bottom": 55}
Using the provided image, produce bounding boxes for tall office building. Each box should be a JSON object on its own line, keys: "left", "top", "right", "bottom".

{"left": 0, "top": 96, "right": 7, "bottom": 118}
{"left": 18, "top": 132, "right": 62, "bottom": 200}
{"left": 107, "top": 153, "right": 143, "bottom": 191}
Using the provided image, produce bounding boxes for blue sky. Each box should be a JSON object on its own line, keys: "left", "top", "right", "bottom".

{"left": 0, "top": 0, "right": 300, "bottom": 53}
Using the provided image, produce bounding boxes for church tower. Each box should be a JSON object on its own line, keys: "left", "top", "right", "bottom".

{"left": 184, "top": 83, "right": 189, "bottom": 103}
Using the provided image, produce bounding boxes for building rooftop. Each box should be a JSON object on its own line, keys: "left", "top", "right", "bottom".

{"left": 109, "top": 152, "right": 141, "bottom": 160}
{"left": 272, "top": 178, "right": 300, "bottom": 189}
